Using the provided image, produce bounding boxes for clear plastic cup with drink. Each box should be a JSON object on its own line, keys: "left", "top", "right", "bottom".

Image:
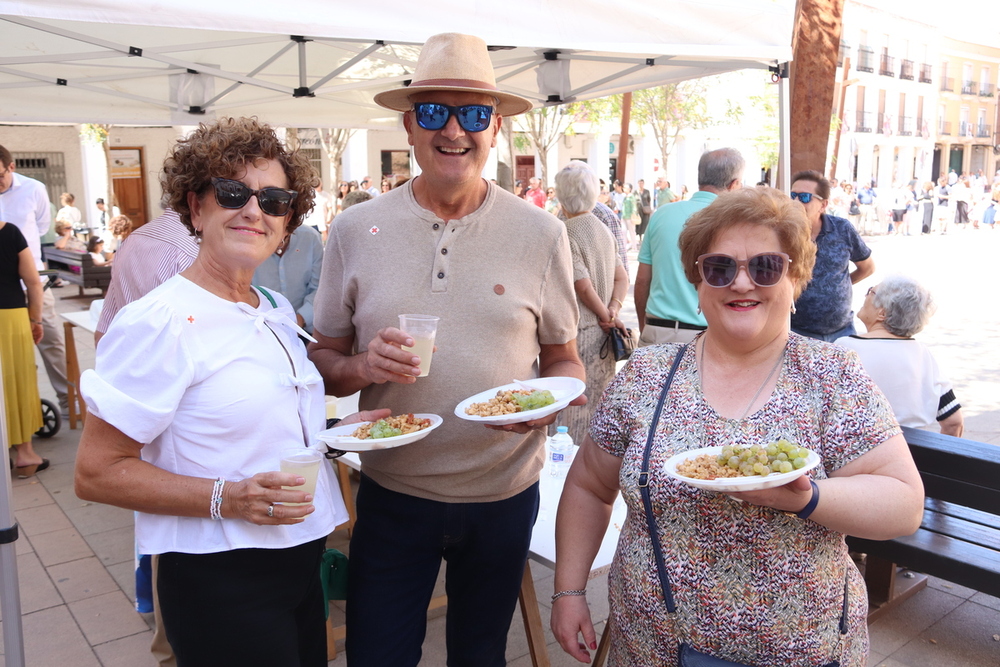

{"left": 398, "top": 314, "right": 439, "bottom": 377}
{"left": 279, "top": 448, "right": 323, "bottom": 508}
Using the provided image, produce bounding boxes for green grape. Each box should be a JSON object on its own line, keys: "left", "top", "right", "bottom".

{"left": 777, "top": 460, "right": 793, "bottom": 473}
{"left": 513, "top": 390, "right": 556, "bottom": 411}
{"left": 728, "top": 456, "right": 741, "bottom": 469}
{"left": 369, "top": 420, "right": 403, "bottom": 439}
{"left": 792, "top": 457, "right": 807, "bottom": 469}
{"left": 776, "top": 452, "right": 788, "bottom": 462}
{"left": 765, "top": 444, "right": 778, "bottom": 457}
{"left": 759, "top": 465, "right": 772, "bottom": 475}
{"left": 753, "top": 462, "right": 765, "bottom": 474}
{"left": 721, "top": 446, "right": 735, "bottom": 458}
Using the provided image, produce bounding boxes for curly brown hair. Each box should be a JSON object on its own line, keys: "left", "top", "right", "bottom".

{"left": 161, "top": 117, "right": 317, "bottom": 236}
{"left": 679, "top": 187, "right": 816, "bottom": 299}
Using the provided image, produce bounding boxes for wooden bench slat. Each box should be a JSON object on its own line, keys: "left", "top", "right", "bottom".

{"left": 920, "top": 509, "right": 1000, "bottom": 551}
{"left": 920, "top": 474, "right": 1000, "bottom": 516}
{"left": 926, "top": 499, "right": 1000, "bottom": 532}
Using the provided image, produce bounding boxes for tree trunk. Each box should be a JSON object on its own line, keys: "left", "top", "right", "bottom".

{"left": 616, "top": 92, "right": 632, "bottom": 183}
{"left": 790, "top": 0, "right": 845, "bottom": 176}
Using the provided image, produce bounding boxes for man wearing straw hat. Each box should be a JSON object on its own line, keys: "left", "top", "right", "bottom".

{"left": 310, "top": 32, "right": 584, "bottom": 666}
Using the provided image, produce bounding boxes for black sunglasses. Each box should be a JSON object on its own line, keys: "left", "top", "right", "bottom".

{"left": 789, "top": 191, "right": 823, "bottom": 204}
{"left": 696, "top": 252, "right": 791, "bottom": 288}
{"left": 211, "top": 177, "right": 297, "bottom": 217}
{"left": 412, "top": 103, "right": 494, "bottom": 132}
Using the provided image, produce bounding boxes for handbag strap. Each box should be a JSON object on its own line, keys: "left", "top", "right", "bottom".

{"left": 599, "top": 329, "right": 613, "bottom": 360}
{"left": 639, "top": 343, "right": 850, "bottom": 644}
{"left": 639, "top": 344, "right": 687, "bottom": 613}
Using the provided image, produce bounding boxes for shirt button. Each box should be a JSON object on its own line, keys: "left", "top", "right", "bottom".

{"left": 437, "top": 272, "right": 445, "bottom": 279}
{"left": 433, "top": 223, "right": 440, "bottom": 230}
{"left": 441, "top": 248, "right": 448, "bottom": 255}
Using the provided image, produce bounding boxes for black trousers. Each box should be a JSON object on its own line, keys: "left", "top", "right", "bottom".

{"left": 158, "top": 537, "right": 327, "bottom": 667}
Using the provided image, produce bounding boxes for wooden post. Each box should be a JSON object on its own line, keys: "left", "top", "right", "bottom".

{"left": 616, "top": 92, "right": 632, "bottom": 183}
{"left": 790, "top": 0, "right": 845, "bottom": 176}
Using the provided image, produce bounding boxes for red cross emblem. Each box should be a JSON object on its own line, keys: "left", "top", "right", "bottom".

{"left": 369, "top": 226, "right": 379, "bottom": 235}
{"left": 187, "top": 316, "right": 195, "bottom": 324}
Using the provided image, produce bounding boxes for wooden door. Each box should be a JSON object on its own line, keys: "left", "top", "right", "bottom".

{"left": 110, "top": 147, "right": 149, "bottom": 227}
{"left": 515, "top": 156, "right": 535, "bottom": 187}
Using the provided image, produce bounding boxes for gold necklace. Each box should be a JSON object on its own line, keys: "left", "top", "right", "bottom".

{"left": 699, "top": 339, "right": 787, "bottom": 421}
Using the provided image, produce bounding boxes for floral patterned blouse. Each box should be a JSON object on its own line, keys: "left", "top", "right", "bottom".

{"left": 590, "top": 334, "right": 900, "bottom": 666}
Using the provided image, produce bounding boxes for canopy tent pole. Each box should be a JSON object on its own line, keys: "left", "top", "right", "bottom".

{"left": 0, "top": 355, "right": 27, "bottom": 667}
{"left": 776, "top": 62, "right": 791, "bottom": 191}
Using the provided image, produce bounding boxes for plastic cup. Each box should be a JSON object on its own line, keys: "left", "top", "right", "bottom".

{"left": 398, "top": 314, "right": 439, "bottom": 377}
{"left": 279, "top": 448, "right": 323, "bottom": 508}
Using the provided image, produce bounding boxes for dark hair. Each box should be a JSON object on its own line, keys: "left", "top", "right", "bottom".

{"left": 342, "top": 190, "right": 373, "bottom": 209}
{"left": 87, "top": 237, "right": 104, "bottom": 253}
{"left": 790, "top": 170, "right": 830, "bottom": 200}
{"left": 161, "top": 117, "right": 317, "bottom": 236}
{"left": 679, "top": 187, "right": 816, "bottom": 299}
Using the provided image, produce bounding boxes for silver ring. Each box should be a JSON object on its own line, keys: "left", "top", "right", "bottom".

{"left": 267, "top": 504, "right": 274, "bottom": 518}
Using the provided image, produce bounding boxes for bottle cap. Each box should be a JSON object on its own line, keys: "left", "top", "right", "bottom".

{"left": 556, "top": 426, "right": 568, "bottom": 433}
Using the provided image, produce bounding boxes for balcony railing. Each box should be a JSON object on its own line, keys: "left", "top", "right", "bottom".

{"left": 857, "top": 47, "right": 875, "bottom": 73}
{"left": 980, "top": 83, "right": 996, "bottom": 97}
{"left": 916, "top": 117, "right": 927, "bottom": 137}
{"left": 838, "top": 42, "right": 850, "bottom": 67}
{"left": 877, "top": 112, "right": 892, "bottom": 134}
{"left": 939, "top": 120, "right": 952, "bottom": 135}
{"left": 959, "top": 121, "right": 973, "bottom": 137}
{"left": 880, "top": 54, "right": 896, "bottom": 76}
{"left": 976, "top": 124, "right": 992, "bottom": 139}
{"left": 900, "top": 59, "right": 914, "bottom": 80}
{"left": 898, "top": 116, "right": 914, "bottom": 136}
{"left": 962, "top": 81, "right": 977, "bottom": 95}
{"left": 919, "top": 63, "right": 933, "bottom": 83}
{"left": 856, "top": 110, "right": 874, "bottom": 133}
{"left": 940, "top": 77, "right": 954, "bottom": 92}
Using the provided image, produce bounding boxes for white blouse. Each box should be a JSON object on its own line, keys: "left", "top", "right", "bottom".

{"left": 82, "top": 275, "right": 346, "bottom": 555}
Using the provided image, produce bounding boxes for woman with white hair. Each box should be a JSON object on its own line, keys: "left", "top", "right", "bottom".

{"left": 554, "top": 161, "right": 629, "bottom": 443}
{"left": 837, "top": 275, "right": 963, "bottom": 436}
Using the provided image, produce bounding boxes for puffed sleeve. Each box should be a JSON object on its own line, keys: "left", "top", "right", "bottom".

{"left": 81, "top": 298, "right": 195, "bottom": 444}
{"left": 819, "top": 347, "right": 900, "bottom": 474}
{"left": 589, "top": 347, "right": 650, "bottom": 458}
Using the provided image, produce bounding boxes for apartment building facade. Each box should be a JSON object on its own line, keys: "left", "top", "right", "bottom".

{"left": 935, "top": 37, "right": 1000, "bottom": 179}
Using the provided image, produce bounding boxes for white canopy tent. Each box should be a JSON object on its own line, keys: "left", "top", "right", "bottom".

{"left": 0, "top": 1, "right": 794, "bottom": 128}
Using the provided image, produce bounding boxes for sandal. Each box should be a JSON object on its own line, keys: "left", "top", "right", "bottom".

{"left": 15, "top": 458, "right": 50, "bottom": 479}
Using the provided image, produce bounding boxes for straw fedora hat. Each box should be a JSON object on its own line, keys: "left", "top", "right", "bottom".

{"left": 374, "top": 33, "right": 533, "bottom": 117}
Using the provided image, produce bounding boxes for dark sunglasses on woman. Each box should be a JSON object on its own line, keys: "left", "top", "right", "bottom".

{"left": 211, "top": 177, "right": 297, "bottom": 217}
{"left": 412, "top": 103, "right": 494, "bottom": 132}
{"left": 696, "top": 252, "right": 791, "bottom": 288}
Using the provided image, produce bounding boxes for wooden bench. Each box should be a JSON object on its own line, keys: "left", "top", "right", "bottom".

{"left": 846, "top": 426, "right": 1000, "bottom": 620}
{"left": 43, "top": 247, "right": 112, "bottom": 297}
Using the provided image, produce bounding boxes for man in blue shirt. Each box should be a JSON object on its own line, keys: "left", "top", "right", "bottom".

{"left": 790, "top": 170, "right": 875, "bottom": 341}
{"left": 635, "top": 148, "right": 744, "bottom": 345}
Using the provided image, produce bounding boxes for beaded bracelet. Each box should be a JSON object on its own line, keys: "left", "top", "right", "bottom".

{"left": 210, "top": 477, "right": 225, "bottom": 521}
{"left": 551, "top": 589, "right": 587, "bottom": 602}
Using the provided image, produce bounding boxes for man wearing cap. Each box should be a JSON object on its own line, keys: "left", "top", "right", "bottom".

{"left": 309, "top": 33, "right": 584, "bottom": 666}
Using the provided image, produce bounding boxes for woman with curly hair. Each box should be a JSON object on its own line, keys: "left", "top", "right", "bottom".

{"left": 74, "top": 117, "right": 386, "bottom": 666}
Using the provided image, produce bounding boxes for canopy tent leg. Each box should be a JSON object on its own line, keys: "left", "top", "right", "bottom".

{"left": 0, "top": 357, "right": 26, "bottom": 666}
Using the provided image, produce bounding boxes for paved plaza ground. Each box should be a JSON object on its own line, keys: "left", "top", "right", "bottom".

{"left": 2, "top": 225, "right": 999, "bottom": 666}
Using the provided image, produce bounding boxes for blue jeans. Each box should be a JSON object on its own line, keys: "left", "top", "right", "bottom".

{"left": 792, "top": 319, "right": 857, "bottom": 342}
{"left": 345, "top": 474, "right": 540, "bottom": 667}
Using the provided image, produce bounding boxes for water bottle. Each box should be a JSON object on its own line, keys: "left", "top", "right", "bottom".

{"left": 549, "top": 426, "right": 574, "bottom": 478}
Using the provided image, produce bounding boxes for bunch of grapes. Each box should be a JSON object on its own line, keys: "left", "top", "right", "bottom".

{"left": 716, "top": 438, "right": 811, "bottom": 477}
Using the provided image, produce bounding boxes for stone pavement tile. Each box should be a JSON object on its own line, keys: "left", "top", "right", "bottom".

{"left": 927, "top": 575, "right": 977, "bottom": 599}
{"left": 11, "top": 479, "right": 54, "bottom": 511}
{"left": 85, "top": 524, "right": 137, "bottom": 567}
{"left": 48, "top": 555, "right": 121, "bottom": 603}
{"left": 868, "top": 586, "right": 965, "bottom": 656}
{"left": 14, "top": 503, "right": 73, "bottom": 537}
{"left": 68, "top": 590, "right": 150, "bottom": 645}
{"left": 0, "top": 551, "right": 62, "bottom": 621}
{"left": 866, "top": 650, "right": 888, "bottom": 666}
{"left": 65, "top": 501, "right": 135, "bottom": 537}
{"left": 92, "top": 630, "right": 159, "bottom": 667}
{"left": 417, "top": 613, "right": 447, "bottom": 667}
{"left": 106, "top": 560, "right": 137, "bottom": 602}
{"left": 29, "top": 526, "right": 95, "bottom": 567}
{"left": 35, "top": 460, "right": 78, "bottom": 496}
{"left": 886, "top": 600, "right": 1000, "bottom": 667}
{"left": 970, "top": 591, "right": 1000, "bottom": 612}
{"left": 0, "top": 605, "right": 101, "bottom": 666}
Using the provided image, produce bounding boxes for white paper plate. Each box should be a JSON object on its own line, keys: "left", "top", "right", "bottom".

{"left": 453, "top": 377, "right": 586, "bottom": 426}
{"left": 315, "top": 414, "right": 443, "bottom": 452}
{"left": 663, "top": 445, "right": 821, "bottom": 492}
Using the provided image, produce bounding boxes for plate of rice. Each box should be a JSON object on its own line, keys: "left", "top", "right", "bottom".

{"left": 454, "top": 377, "right": 586, "bottom": 426}
{"left": 315, "top": 413, "right": 443, "bottom": 451}
{"left": 663, "top": 442, "right": 821, "bottom": 492}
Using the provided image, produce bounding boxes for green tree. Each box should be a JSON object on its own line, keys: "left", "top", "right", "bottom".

{"left": 629, "top": 80, "right": 711, "bottom": 176}
{"left": 317, "top": 128, "right": 355, "bottom": 192}
{"left": 510, "top": 103, "right": 588, "bottom": 187}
